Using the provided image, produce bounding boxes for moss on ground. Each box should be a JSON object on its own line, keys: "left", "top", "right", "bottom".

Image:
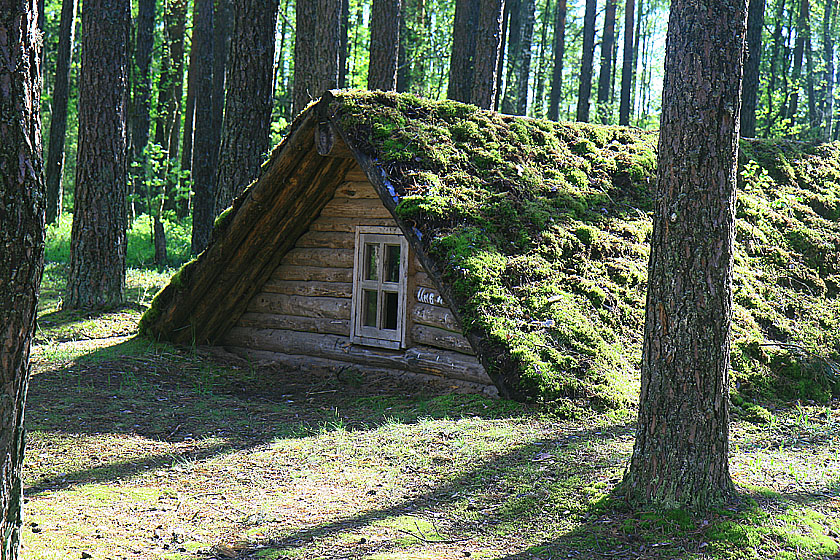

{"left": 330, "top": 91, "right": 840, "bottom": 408}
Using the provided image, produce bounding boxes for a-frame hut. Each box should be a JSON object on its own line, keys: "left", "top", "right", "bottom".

{"left": 141, "top": 91, "right": 840, "bottom": 406}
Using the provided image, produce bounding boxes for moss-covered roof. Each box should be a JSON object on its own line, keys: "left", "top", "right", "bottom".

{"left": 142, "top": 90, "right": 840, "bottom": 409}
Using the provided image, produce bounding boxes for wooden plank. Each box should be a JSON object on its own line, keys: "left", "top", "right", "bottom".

{"left": 410, "top": 324, "right": 474, "bottom": 355}
{"left": 343, "top": 166, "right": 369, "bottom": 182}
{"left": 294, "top": 230, "right": 355, "bottom": 249}
{"left": 282, "top": 247, "right": 354, "bottom": 268}
{"left": 319, "top": 198, "right": 393, "bottom": 219}
{"left": 237, "top": 312, "right": 349, "bottom": 336}
{"left": 271, "top": 264, "right": 353, "bottom": 283}
{"left": 410, "top": 302, "right": 461, "bottom": 332}
{"left": 414, "top": 271, "right": 437, "bottom": 290}
{"left": 222, "top": 327, "right": 490, "bottom": 384}
{"left": 247, "top": 293, "right": 351, "bottom": 319}
{"left": 262, "top": 280, "right": 352, "bottom": 298}
{"left": 309, "top": 217, "right": 396, "bottom": 232}
{"left": 335, "top": 181, "right": 379, "bottom": 199}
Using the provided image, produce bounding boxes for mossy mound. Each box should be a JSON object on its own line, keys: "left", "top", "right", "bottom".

{"left": 330, "top": 91, "right": 840, "bottom": 408}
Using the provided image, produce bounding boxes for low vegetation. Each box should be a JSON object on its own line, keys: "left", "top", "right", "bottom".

{"left": 329, "top": 91, "right": 840, "bottom": 409}
{"left": 25, "top": 266, "right": 840, "bottom": 559}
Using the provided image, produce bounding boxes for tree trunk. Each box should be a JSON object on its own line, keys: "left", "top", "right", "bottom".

{"left": 805, "top": 28, "right": 816, "bottom": 132}
{"left": 447, "top": 0, "right": 481, "bottom": 103}
{"left": 0, "top": 2, "right": 44, "bottom": 557}
{"left": 190, "top": 0, "right": 216, "bottom": 254}
{"left": 494, "top": 0, "right": 511, "bottom": 111}
{"left": 630, "top": 0, "right": 644, "bottom": 119}
{"left": 67, "top": 0, "right": 129, "bottom": 308}
{"left": 620, "top": 0, "right": 746, "bottom": 510}
{"left": 531, "top": 0, "right": 552, "bottom": 117}
{"left": 131, "top": 0, "right": 155, "bottom": 162}
{"left": 618, "top": 0, "right": 635, "bottom": 125}
{"left": 368, "top": 0, "right": 401, "bottom": 91}
{"left": 339, "top": 0, "right": 349, "bottom": 87}
{"left": 470, "top": 0, "right": 505, "bottom": 109}
{"left": 787, "top": 0, "right": 809, "bottom": 125}
{"left": 576, "top": 0, "right": 597, "bottom": 122}
{"left": 597, "top": 0, "right": 617, "bottom": 123}
{"left": 823, "top": 0, "right": 834, "bottom": 139}
{"left": 211, "top": 0, "right": 232, "bottom": 170}
{"left": 396, "top": 0, "right": 411, "bottom": 92}
{"left": 548, "top": 0, "right": 567, "bottom": 121}
{"left": 741, "top": 0, "right": 764, "bottom": 137}
{"left": 293, "top": 0, "right": 341, "bottom": 115}
{"left": 179, "top": 0, "right": 199, "bottom": 213}
{"left": 213, "top": 0, "right": 279, "bottom": 214}
{"left": 44, "top": 0, "right": 77, "bottom": 224}
{"left": 501, "top": 0, "right": 535, "bottom": 114}
{"left": 765, "top": 0, "right": 787, "bottom": 135}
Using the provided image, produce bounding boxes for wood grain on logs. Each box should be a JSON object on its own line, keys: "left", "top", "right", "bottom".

{"left": 294, "top": 230, "right": 355, "bottom": 249}
{"left": 281, "top": 247, "right": 355, "bottom": 268}
{"left": 237, "top": 312, "right": 350, "bottom": 336}
{"left": 261, "top": 280, "right": 353, "bottom": 298}
{"left": 319, "top": 198, "right": 393, "bottom": 219}
{"left": 410, "top": 324, "right": 474, "bottom": 355}
{"left": 247, "top": 293, "right": 351, "bottom": 319}
{"left": 410, "top": 302, "right": 462, "bottom": 332}
{"left": 270, "top": 264, "right": 353, "bottom": 283}
{"left": 309, "top": 217, "right": 396, "bottom": 232}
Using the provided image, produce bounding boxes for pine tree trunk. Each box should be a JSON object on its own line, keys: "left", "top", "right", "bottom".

{"left": 823, "top": 0, "right": 834, "bottom": 139}
{"left": 67, "top": 0, "right": 129, "bottom": 308}
{"left": 630, "top": 0, "right": 644, "bottom": 118}
{"left": 787, "top": 0, "right": 809, "bottom": 125}
{"left": 620, "top": 0, "right": 746, "bottom": 510}
{"left": 0, "top": 2, "right": 44, "bottom": 557}
{"left": 765, "top": 0, "right": 787, "bottom": 135}
{"left": 501, "top": 0, "right": 521, "bottom": 113}
{"left": 293, "top": 0, "right": 341, "bottom": 115}
{"left": 470, "top": 0, "right": 505, "bottom": 109}
{"left": 447, "top": 0, "right": 481, "bottom": 103}
{"left": 741, "top": 0, "right": 764, "bottom": 137}
{"left": 618, "top": 0, "right": 635, "bottom": 125}
{"left": 597, "top": 0, "right": 617, "bottom": 123}
{"left": 211, "top": 0, "right": 232, "bottom": 170}
{"left": 548, "top": 0, "right": 567, "bottom": 121}
{"left": 532, "top": 0, "right": 552, "bottom": 117}
{"left": 213, "top": 0, "right": 279, "bottom": 214}
{"left": 494, "top": 0, "right": 511, "bottom": 111}
{"left": 805, "top": 30, "right": 816, "bottom": 132}
{"left": 44, "top": 0, "right": 77, "bottom": 224}
{"left": 576, "top": 0, "right": 597, "bottom": 122}
{"left": 339, "top": 0, "right": 349, "bottom": 87}
{"left": 131, "top": 0, "right": 155, "bottom": 161}
{"left": 180, "top": 0, "right": 199, "bottom": 208}
{"left": 501, "top": 0, "right": 535, "bottom": 114}
{"left": 396, "top": 0, "right": 411, "bottom": 91}
{"left": 368, "top": 0, "right": 401, "bottom": 91}
{"left": 190, "top": 0, "right": 216, "bottom": 254}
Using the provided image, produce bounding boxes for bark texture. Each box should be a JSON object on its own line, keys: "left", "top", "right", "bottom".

{"left": 787, "top": 0, "right": 809, "bottom": 124}
{"left": 597, "top": 0, "right": 617, "bottom": 123}
{"left": 741, "top": 0, "right": 764, "bottom": 137}
{"left": 179, "top": 0, "right": 198, "bottom": 208}
{"left": 501, "top": 0, "right": 535, "bottom": 115}
{"left": 190, "top": 0, "right": 215, "bottom": 253}
{"left": 470, "top": 0, "right": 505, "bottom": 109}
{"left": 823, "top": 0, "right": 834, "bottom": 139}
{"left": 44, "top": 0, "right": 77, "bottom": 224}
{"left": 292, "top": 0, "right": 341, "bottom": 115}
{"left": 213, "top": 0, "right": 279, "bottom": 214}
{"left": 618, "top": 0, "right": 635, "bottom": 125}
{"left": 368, "top": 0, "right": 401, "bottom": 91}
{"left": 447, "top": 0, "right": 481, "bottom": 103}
{"left": 620, "top": 0, "right": 747, "bottom": 510}
{"left": 0, "top": 3, "right": 44, "bottom": 558}
{"left": 575, "top": 0, "right": 596, "bottom": 122}
{"left": 547, "top": 0, "right": 567, "bottom": 121}
{"left": 131, "top": 0, "right": 155, "bottom": 161}
{"left": 67, "top": 0, "right": 129, "bottom": 309}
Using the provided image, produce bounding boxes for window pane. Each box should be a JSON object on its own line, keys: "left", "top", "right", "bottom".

{"left": 383, "top": 291, "right": 399, "bottom": 330}
{"left": 362, "top": 290, "right": 378, "bottom": 327}
{"left": 385, "top": 244, "right": 401, "bottom": 283}
{"left": 364, "top": 243, "right": 379, "bottom": 281}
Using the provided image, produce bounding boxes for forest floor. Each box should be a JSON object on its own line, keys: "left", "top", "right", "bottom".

{"left": 21, "top": 264, "right": 840, "bottom": 560}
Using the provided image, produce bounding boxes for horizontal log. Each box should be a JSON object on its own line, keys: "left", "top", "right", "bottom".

{"left": 222, "top": 347, "right": 498, "bottom": 396}
{"left": 247, "top": 293, "right": 351, "bottom": 319}
{"left": 262, "top": 280, "right": 352, "bottom": 298}
{"left": 410, "top": 302, "right": 461, "bottom": 332}
{"left": 414, "top": 271, "right": 437, "bottom": 289}
{"left": 310, "top": 217, "right": 396, "bottom": 232}
{"left": 237, "top": 312, "right": 350, "bottom": 336}
{"left": 271, "top": 264, "right": 353, "bottom": 283}
{"left": 222, "top": 327, "right": 490, "bottom": 385}
{"left": 282, "top": 247, "right": 354, "bottom": 268}
{"left": 295, "top": 230, "right": 355, "bottom": 249}
{"left": 319, "top": 198, "right": 393, "bottom": 219}
{"left": 343, "top": 167, "right": 370, "bottom": 182}
{"left": 410, "top": 324, "right": 474, "bottom": 355}
{"left": 334, "top": 181, "right": 379, "bottom": 199}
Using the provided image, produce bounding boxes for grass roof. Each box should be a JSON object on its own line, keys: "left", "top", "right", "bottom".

{"left": 327, "top": 91, "right": 840, "bottom": 410}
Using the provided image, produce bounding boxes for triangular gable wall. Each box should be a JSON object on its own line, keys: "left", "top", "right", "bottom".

{"left": 221, "top": 163, "right": 494, "bottom": 392}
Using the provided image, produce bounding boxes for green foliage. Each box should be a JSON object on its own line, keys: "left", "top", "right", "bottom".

{"left": 332, "top": 91, "right": 840, "bottom": 407}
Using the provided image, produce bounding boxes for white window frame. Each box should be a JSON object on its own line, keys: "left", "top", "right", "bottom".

{"left": 350, "top": 226, "right": 409, "bottom": 349}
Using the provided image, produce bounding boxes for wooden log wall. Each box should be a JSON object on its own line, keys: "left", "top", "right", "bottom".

{"left": 223, "top": 164, "right": 492, "bottom": 387}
